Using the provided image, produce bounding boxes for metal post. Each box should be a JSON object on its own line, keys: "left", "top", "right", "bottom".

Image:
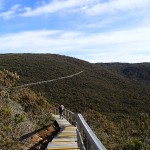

{"left": 68, "top": 112, "right": 69, "bottom": 122}
{"left": 64, "top": 110, "right": 67, "bottom": 119}
{"left": 87, "top": 139, "right": 92, "bottom": 150}
{"left": 54, "top": 108, "right": 56, "bottom": 115}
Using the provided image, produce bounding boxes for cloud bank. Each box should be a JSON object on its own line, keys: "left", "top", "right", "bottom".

{"left": 0, "top": 26, "right": 150, "bottom": 62}
{"left": 1, "top": 0, "right": 150, "bottom": 18}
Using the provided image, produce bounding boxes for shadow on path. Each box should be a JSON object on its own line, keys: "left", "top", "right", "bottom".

{"left": 19, "top": 121, "right": 60, "bottom": 150}
{"left": 28, "top": 130, "right": 56, "bottom": 150}
{"left": 19, "top": 125, "right": 51, "bottom": 141}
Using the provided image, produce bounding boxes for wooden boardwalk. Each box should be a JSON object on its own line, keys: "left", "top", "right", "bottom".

{"left": 47, "top": 115, "right": 80, "bottom": 150}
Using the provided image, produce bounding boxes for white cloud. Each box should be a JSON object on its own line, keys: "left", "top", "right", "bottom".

{"left": 17, "top": 0, "right": 150, "bottom": 17}
{"left": 21, "top": 0, "right": 97, "bottom": 17}
{"left": 0, "top": 0, "right": 5, "bottom": 11}
{"left": 0, "top": 0, "right": 149, "bottom": 22}
{"left": 87, "top": 19, "right": 113, "bottom": 28}
{"left": 0, "top": 0, "right": 86, "bottom": 18}
{"left": 0, "top": 26, "right": 150, "bottom": 62}
{"left": 85, "top": 0, "right": 150, "bottom": 16}
{"left": 0, "top": 0, "right": 3, "bottom": 9}
{"left": 83, "top": 52, "right": 150, "bottom": 63}
{"left": 0, "top": 4, "right": 21, "bottom": 19}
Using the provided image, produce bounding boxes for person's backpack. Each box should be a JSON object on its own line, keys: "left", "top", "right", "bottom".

{"left": 59, "top": 106, "right": 62, "bottom": 112}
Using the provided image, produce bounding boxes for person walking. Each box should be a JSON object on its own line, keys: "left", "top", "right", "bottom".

{"left": 59, "top": 104, "right": 64, "bottom": 119}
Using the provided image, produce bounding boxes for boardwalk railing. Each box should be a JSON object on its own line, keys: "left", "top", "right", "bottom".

{"left": 52, "top": 107, "right": 76, "bottom": 125}
{"left": 52, "top": 107, "right": 107, "bottom": 150}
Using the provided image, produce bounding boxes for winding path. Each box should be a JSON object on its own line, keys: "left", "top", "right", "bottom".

{"left": 6, "top": 71, "right": 83, "bottom": 89}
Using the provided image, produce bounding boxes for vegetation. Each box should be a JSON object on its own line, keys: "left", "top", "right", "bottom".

{"left": 0, "top": 54, "right": 150, "bottom": 149}
{"left": 83, "top": 109, "right": 150, "bottom": 149}
{"left": 97, "top": 63, "right": 150, "bottom": 83}
{"left": 0, "top": 69, "right": 53, "bottom": 150}
{"left": 120, "top": 113, "right": 150, "bottom": 150}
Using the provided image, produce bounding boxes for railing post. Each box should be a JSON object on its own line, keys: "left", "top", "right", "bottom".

{"left": 70, "top": 113, "right": 73, "bottom": 125}
{"left": 57, "top": 108, "right": 58, "bottom": 115}
{"left": 68, "top": 112, "right": 70, "bottom": 122}
{"left": 54, "top": 108, "right": 58, "bottom": 115}
{"left": 87, "top": 139, "right": 92, "bottom": 150}
{"left": 54, "top": 108, "right": 56, "bottom": 115}
{"left": 64, "top": 109, "right": 67, "bottom": 119}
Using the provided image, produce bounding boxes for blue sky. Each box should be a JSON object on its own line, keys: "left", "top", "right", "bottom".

{"left": 0, "top": 0, "right": 150, "bottom": 63}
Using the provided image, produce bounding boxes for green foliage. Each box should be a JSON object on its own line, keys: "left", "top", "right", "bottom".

{"left": 15, "top": 113, "right": 26, "bottom": 124}
{"left": 83, "top": 109, "right": 121, "bottom": 149}
{"left": 0, "top": 69, "right": 54, "bottom": 150}
{"left": 98, "top": 63, "right": 150, "bottom": 83}
{"left": 0, "top": 54, "right": 150, "bottom": 118}
{"left": 0, "top": 107, "right": 11, "bottom": 117}
{"left": 0, "top": 69, "right": 19, "bottom": 88}
{"left": 123, "top": 138, "right": 142, "bottom": 150}
{"left": 120, "top": 113, "right": 150, "bottom": 150}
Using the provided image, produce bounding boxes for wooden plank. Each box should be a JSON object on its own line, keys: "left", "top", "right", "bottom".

{"left": 53, "top": 137, "right": 77, "bottom": 142}
{"left": 47, "top": 114, "right": 79, "bottom": 150}
{"left": 47, "top": 143, "right": 78, "bottom": 147}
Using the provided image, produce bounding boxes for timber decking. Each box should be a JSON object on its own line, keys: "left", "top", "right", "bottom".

{"left": 47, "top": 115, "right": 79, "bottom": 150}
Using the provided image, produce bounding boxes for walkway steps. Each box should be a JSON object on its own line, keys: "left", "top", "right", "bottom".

{"left": 47, "top": 115, "right": 79, "bottom": 150}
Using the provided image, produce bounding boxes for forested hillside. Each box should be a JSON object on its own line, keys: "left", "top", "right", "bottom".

{"left": 97, "top": 63, "right": 150, "bottom": 83}
{"left": 0, "top": 54, "right": 150, "bottom": 149}
{"left": 0, "top": 54, "right": 150, "bottom": 118}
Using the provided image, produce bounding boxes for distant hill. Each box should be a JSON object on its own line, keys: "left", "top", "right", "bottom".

{"left": 96, "top": 63, "right": 150, "bottom": 83}
{"left": 0, "top": 54, "right": 150, "bottom": 149}
{"left": 0, "top": 54, "right": 150, "bottom": 120}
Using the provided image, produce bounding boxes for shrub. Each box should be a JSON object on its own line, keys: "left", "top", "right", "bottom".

{"left": 123, "top": 138, "right": 143, "bottom": 150}
{"left": 15, "top": 113, "right": 26, "bottom": 124}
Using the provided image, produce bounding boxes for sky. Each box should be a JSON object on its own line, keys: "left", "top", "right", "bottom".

{"left": 0, "top": 0, "right": 150, "bottom": 63}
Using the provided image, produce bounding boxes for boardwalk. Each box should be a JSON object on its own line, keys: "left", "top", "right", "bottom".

{"left": 47, "top": 115, "right": 80, "bottom": 150}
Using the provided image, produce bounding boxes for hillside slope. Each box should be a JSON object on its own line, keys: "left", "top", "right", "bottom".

{"left": 0, "top": 54, "right": 150, "bottom": 149}
{"left": 97, "top": 63, "right": 150, "bottom": 83}
{"left": 0, "top": 54, "right": 150, "bottom": 120}
{"left": 0, "top": 69, "right": 54, "bottom": 150}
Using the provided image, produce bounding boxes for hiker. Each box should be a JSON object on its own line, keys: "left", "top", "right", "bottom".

{"left": 59, "top": 104, "right": 64, "bottom": 119}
